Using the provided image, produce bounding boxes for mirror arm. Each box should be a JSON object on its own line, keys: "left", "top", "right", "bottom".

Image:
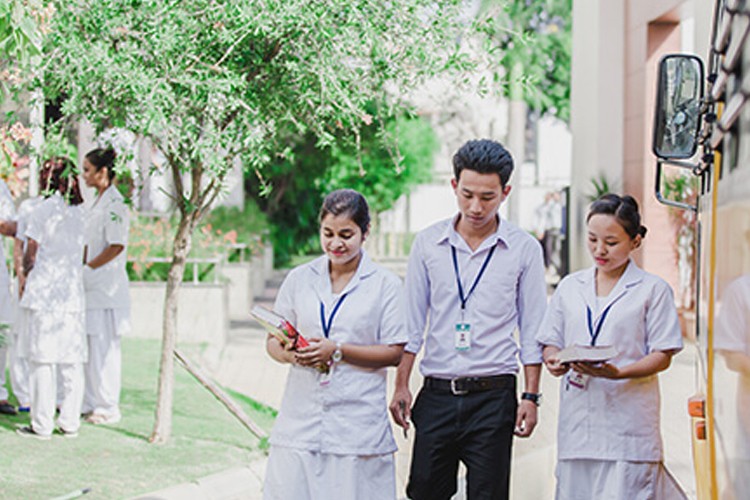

{"left": 654, "top": 159, "right": 699, "bottom": 212}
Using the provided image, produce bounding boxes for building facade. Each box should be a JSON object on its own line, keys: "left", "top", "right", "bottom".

{"left": 569, "top": 0, "right": 712, "bottom": 294}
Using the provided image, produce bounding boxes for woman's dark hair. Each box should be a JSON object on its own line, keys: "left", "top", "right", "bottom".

{"left": 587, "top": 193, "right": 647, "bottom": 239}
{"left": 85, "top": 147, "right": 117, "bottom": 182}
{"left": 319, "top": 189, "right": 370, "bottom": 234}
{"left": 40, "top": 156, "right": 83, "bottom": 206}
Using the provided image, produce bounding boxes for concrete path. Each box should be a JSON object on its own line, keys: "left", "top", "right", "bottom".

{"left": 136, "top": 262, "right": 698, "bottom": 499}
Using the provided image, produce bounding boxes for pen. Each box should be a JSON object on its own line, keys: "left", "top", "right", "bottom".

{"left": 399, "top": 401, "right": 408, "bottom": 439}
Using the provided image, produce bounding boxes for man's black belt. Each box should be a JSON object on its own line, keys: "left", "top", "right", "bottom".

{"left": 424, "top": 375, "right": 515, "bottom": 396}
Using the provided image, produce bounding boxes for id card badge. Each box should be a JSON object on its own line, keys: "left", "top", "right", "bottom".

{"left": 319, "top": 363, "right": 333, "bottom": 386}
{"left": 454, "top": 322, "right": 471, "bottom": 351}
{"left": 567, "top": 371, "right": 589, "bottom": 390}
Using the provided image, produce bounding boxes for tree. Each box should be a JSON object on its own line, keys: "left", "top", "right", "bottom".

{"left": 475, "top": 0, "right": 572, "bottom": 221}
{"left": 247, "top": 109, "right": 438, "bottom": 265}
{"left": 478, "top": 0, "right": 572, "bottom": 121}
{"left": 38, "top": 0, "right": 466, "bottom": 443}
{"left": 0, "top": 0, "right": 51, "bottom": 192}
{"left": 0, "top": 0, "right": 48, "bottom": 91}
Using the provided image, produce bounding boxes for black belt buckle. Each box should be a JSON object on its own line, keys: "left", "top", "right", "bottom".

{"left": 450, "top": 377, "right": 469, "bottom": 396}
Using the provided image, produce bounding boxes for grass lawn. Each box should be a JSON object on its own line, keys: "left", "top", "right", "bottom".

{"left": 0, "top": 338, "right": 276, "bottom": 499}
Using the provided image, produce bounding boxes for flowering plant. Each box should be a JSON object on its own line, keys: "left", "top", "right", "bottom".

{"left": 127, "top": 213, "right": 266, "bottom": 281}
{"left": 0, "top": 122, "right": 32, "bottom": 197}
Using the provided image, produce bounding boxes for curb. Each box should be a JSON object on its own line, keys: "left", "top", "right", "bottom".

{"left": 132, "top": 459, "right": 267, "bottom": 500}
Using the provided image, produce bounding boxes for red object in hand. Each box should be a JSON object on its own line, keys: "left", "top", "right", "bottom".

{"left": 281, "top": 320, "right": 309, "bottom": 349}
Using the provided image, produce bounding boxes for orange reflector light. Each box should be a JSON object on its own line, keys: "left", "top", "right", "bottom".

{"left": 695, "top": 420, "right": 706, "bottom": 440}
{"left": 688, "top": 396, "right": 705, "bottom": 418}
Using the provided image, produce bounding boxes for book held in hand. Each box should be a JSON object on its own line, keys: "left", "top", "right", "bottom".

{"left": 250, "top": 305, "right": 309, "bottom": 349}
{"left": 555, "top": 345, "right": 618, "bottom": 364}
{"left": 250, "top": 306, "right": 329, "bottom": 374}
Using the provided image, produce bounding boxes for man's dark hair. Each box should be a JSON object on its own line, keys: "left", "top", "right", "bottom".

{"left": 452, "top": 139, "right": 514, "bottom": 187}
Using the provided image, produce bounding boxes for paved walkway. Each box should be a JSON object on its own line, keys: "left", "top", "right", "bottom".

{"left": 136, "top": 264, "right": 698, "bottom": 499}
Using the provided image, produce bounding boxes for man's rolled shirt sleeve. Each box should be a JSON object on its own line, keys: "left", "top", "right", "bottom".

{"left": 517, "top": 238, "right": 547, "bottom": 365}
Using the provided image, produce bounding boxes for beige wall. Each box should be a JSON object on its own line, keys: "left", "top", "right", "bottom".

{"left": 570, "top": 0, "right": 712, "bottom": 293}
{"left": 569, "top": 0, "right": 626, "bottom": 271}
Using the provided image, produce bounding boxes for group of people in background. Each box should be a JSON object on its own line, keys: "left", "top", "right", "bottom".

{"left": 263, "top": 138, "right": 688, "bottom": 500}
{"left": 0, "top": 147, "right": 130, "bottom": 440}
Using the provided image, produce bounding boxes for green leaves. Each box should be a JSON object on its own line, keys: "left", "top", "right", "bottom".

{"left": 477, "top": 0, "right": 572, "bottom": 121}
{"left": 41, "top": 0, "right": 463, "bottom": 182}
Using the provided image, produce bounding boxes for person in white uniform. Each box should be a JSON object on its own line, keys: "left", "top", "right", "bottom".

{"left": 537, "top": 194, "right": 686, "bottom": 499}
{"left": 9, "top": 194, "right": 43, "bottom": 413}
{"left": 16, "top": 157, "right": 86, "bottom": 440}
{"left": 263, "top": 189, "right": 407, "bottom": 500}
{"left": 81, "top": 147, "right": 130, "bottom": 425}
{"left": 0, "top": 179, "right": 17, "bottom": 415}
{"left": 715, "top": 271, "right": 750, "bottom": 495}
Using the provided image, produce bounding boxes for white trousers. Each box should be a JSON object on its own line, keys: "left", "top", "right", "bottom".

{"left": 263, "top": 446, "right": 396, "bottom": 500}
{"left": 29, "top": 361, "right": 84, "bottom": 436}
{"left": 83, "top": 327, "right": 121, "bottom": 418}
{"left": 9, "top": 340, "right": 30, "bottom": 405}
{"left": 556, "top": 459, "right": 688, "bottom": 500}
{"left": 0, "top": 345, "right": 8, "bottom": 401}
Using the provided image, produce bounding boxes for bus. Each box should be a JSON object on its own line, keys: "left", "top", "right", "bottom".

{"left": 652, "top": 1, "right": 750, "bottom": 498}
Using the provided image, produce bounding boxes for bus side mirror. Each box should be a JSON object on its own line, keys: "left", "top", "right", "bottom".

{"left": 652, "top": 54, "right": 705, "bottom": 159}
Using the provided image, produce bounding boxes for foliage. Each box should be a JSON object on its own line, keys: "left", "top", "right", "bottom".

{"left": 1, "top": 1, "right": 54, "bottom": 196}
{"left": 203, "top": 201, "right": 269, "bottom": 258}
{"left": 587, "top": 173, "right": 615, "bottom": 202}
{"left": 127, "top": 202, "right": 268, "bottom": 281}
{"left": 662, "top": 171, "right": 698, "bottom": 309}
{"left": 323, "top": 111, "right": 437, "bottom": 213}
{"left": 38, "top": 0, "right": 467, "bottom": 268}
{"left": 477, "top": 0, "right": 572, "bottom": 121}
{"left": 0, "top": 120, "right": 30, "bottom": 195}
{"left": 0, "top": 0, "right": 50, "bottom": 94}
{"left": 27, "top": 0, "right": 466, "bottom": 443}
{"left": 246, "top": 112, "right": 438, "bottom": 265}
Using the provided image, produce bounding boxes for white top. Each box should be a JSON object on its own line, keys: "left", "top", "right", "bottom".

{"left": 536, "top": 260, "right": 683, "bottom": 462}
{"left": 0, "top": 180, "right": 15, "bottom": 323}
{"left": 20, "top": 194, "right": 85, "bottom": 312}
{"left": 715, "top": 275, "right": 750, "bottom": 460}
{"left": 15, "top": 196, "right": 43, "bottom": 249}
{"left": 84, "top": 185, "right": 130, "bottom": 309}
{"left": 269, "top": 251, "right": 408, "bottom": 455}
{"left": 716, "top": 275, "right": 750, "bottom": 354}
{"left": 405, "top": 215, "right": 547, "bottom": 378}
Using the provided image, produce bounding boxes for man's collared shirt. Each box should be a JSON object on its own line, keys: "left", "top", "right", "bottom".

{"left": 405, "top": 214, "right": 547, "bottom": 378}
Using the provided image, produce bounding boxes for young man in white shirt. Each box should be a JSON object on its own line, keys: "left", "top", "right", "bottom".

{"left": 389, "top": 139, "right": 547, "bottom": 500}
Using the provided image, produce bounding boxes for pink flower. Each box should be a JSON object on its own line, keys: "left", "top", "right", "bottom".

{"left": 224, "top": 230, "right": 238, "bottom": 244}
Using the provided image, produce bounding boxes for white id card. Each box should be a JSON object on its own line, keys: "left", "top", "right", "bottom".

{"left": 319, "top": 363, "right": 333, "bottom": 386}
{"left": 567, "top": 371, "right": 589, "bottom": 390}
{"left": 455, "top": 323, "right": 471, "bottom": 351}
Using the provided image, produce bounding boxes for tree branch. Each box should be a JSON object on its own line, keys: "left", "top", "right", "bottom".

{"left": 215, "top": 27, "right": 253, "bottom": 68}
{"left": 245, "top": 38, "right": 283, "bottom": 82}
{"left": 166, "top": 148, "right": 187, "bottom": 216}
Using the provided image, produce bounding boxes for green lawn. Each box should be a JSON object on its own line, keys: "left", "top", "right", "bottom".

{"left": 0, "top": 338, "right": 276, "bottom": 499}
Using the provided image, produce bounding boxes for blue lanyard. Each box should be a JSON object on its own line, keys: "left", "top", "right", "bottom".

{"left": 451, "top": 245, "right": 496, "bottom": 310}
{"left": 586, "top": 302, "right": 615, "bottom": 346}
{"left": 320, "top": 294, "right": 348, "bottom": 338}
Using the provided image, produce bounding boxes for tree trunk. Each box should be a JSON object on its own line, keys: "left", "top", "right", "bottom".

{"left": 149, "top": 215, "right": 194, "bottom": 444}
